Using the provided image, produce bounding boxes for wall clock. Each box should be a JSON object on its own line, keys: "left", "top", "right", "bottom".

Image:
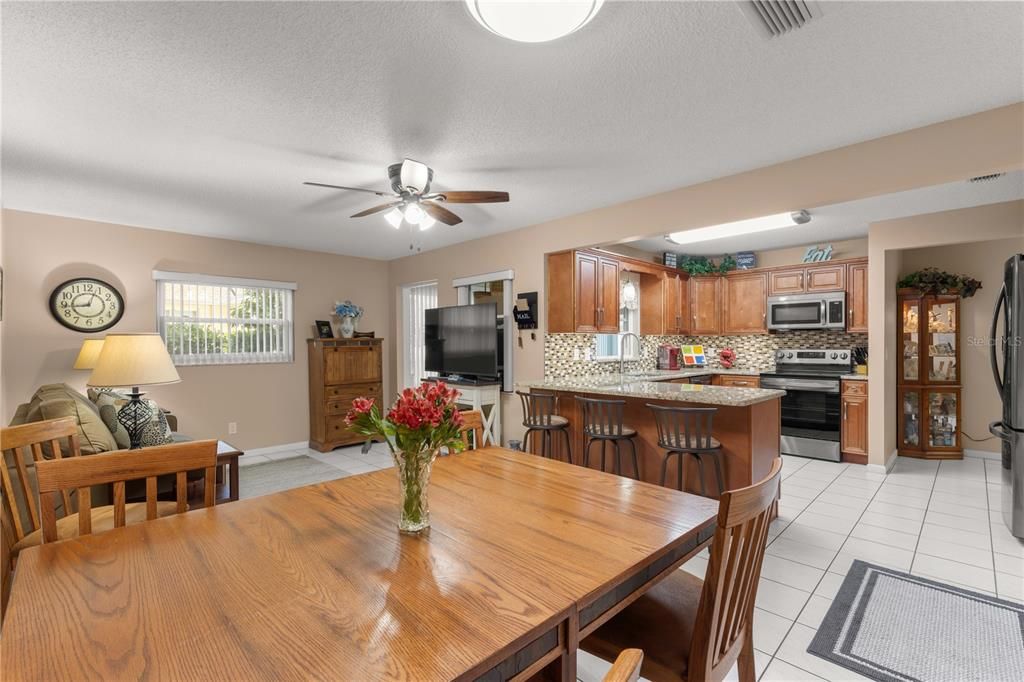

{"left": 49, "top": 277, "right": 125, "bottom": 332}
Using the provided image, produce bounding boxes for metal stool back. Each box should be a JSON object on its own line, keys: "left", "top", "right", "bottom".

{"left": 576, "top": 396, "right": 639, "bottom": 479}
{"left": 516, "top": 391, "right": 572, "bottom": 463}
{"left": 647, "top": 404, "right": 724, "bottom": 496}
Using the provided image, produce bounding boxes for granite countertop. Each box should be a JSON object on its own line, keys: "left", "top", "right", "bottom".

{"left": 517, "top": 374, "right": 785, "bottom": 408}
{"left": 840, "top": 374, "right": 869, "bottom": 381}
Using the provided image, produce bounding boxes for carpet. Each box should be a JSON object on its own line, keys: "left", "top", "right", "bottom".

{"left": 808, "top": 560, "right": 1024, "bottom": 682}
{"left": 239, "top": 455, "right": 348, "bottom": 499}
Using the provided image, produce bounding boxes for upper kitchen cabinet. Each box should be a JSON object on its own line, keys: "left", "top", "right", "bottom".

{"left": 689, "top": 276, "right": 721, "bottom": 335}
{"left": 768, "top": 262, "right": 847, "bottom": 295}
{"left": 847, "top": 260, "right": 868, "bottom": 333}
{"left": 663, "top": 271, "right": 689, "bottom": 335}
{"left": 546, "top": 250, "right": 620, "bottom": 333}
{"left": 722, "top": 271, "right": 768, "bottom": 334}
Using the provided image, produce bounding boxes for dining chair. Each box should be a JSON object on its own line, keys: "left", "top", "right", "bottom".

{"left": 459, "top": 410, "right": 485, "bottom": 450}
{"left": 603, "top": 649, "right": 644, "bottom": 682}
{"left": 576, "top": 396, "right": 640, "bottom": 479}
{"left": 581, "top": 458, "right": 783, "bottom": 682}
{"left": 516, "top": 390, "right": 573, "bottom": 463}
{"left": 34, "top": 439, "right": 219, "bottom": 544}
{"left": 648, "top": 404, "right": 725, "bottom": 498}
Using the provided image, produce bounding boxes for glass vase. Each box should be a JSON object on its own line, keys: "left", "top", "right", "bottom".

{"left": 394, "top": 448, "right": 438, "bottom": 533}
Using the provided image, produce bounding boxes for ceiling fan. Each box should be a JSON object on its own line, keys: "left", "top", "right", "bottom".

{"left": 304, "top": 158, "right": 509, "bottom": 230}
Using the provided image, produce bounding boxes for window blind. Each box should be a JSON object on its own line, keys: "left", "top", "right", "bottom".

{"left": 154, "top": 273, "right": 295, "bottom": 366}
{"left": 404, "top": 282, "right": 438, "bottom": 388}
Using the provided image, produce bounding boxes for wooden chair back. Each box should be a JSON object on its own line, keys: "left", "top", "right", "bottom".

{"left": 1, "top": 417, "right": 81, "bottom": 544}
{"left": 459, "top": 410, "right": 485, "bottom": 450}
{"left": 603, "top": 649, "right": 644, "bottom": 682}
{"left": 516, "top": 390, "right": 560, "bottom": 427}
{"left": 576, "top": 396, "right": 628, "bottom": 438}
{"left": 688, "top": 458, "right": 782, "bottom": 681}
{"left": 34, "top": 440, "right": 219, "bottom": 543}
{"left": 647, "top": 404, "right": 718, "bottom": 451}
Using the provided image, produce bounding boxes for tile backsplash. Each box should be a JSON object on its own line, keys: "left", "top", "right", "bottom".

{"left": 543, "top": 331, "right": 869, "bottom": 379}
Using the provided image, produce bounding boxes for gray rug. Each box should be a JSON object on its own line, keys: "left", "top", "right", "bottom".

{"left": 239, "top": 456, "right": 347, "bottom": 499}
{"left": 808, "top": 560, "right": 1024, "bottom": 682}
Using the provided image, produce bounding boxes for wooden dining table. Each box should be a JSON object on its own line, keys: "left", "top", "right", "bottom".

{"left": 1, "top": 446, "right": 719, "bottom": 681}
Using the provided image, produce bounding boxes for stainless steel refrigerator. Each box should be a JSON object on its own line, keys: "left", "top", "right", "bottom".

{"left": 990, "top": 254, "right": 1024, "bottom": 539}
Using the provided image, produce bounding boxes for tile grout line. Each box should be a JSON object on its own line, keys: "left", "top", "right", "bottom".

{"left": 908, "top": 461, "right": 942, "bottom": 576}
{"left": 982, "top": 459, "right": 1001, "bottom": 598}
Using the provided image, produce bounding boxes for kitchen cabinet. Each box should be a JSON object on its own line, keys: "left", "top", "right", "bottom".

{"left": 546, "top": 250, "right": 620, "bottom": 333}
{"left": 716, "top": 375, "right": 761, "bottom": 388}
{"left": 847, "top": 261, "right": 868, "bottom": 333}
{"left": 663, "top": 272, "right": 688, "bottom": 335}
{"left": 840, "top": 379, "right": 868, "bottom": 463}
{"left": 689, "top": 276, "right": 721, "bottom": 335}
{"left": 722, "top": 272, "right": 768, "bottom": 334}
{"left": 768, "top": 263, "right": 847, "bottom": 296}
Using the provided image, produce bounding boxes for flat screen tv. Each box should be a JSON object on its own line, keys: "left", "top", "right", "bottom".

{"left": 424, "top": 303, "right": 498, "bottom": 379}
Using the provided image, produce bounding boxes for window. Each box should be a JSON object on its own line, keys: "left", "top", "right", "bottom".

{"left": 402, "top": 281, "right": 438, "bottom": 388}
{"left": 153, "top": 271, "right": 296, "bottom": 366}
{"left": 596, "top": 272, "right": 641, "bottom": 360}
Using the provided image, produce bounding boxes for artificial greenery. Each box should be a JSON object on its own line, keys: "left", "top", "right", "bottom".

{"left": 677, "top": 254, "right": 737, "bottom": 275}
{"left": 897, "top": 268, "right": 982, "bottom": 298}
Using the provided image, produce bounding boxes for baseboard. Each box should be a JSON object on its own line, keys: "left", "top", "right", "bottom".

{"left": 964, "top": 448, "right": 1001, "bottom": 461}
{"left": 865, "top": 449, "right": 899, "bottom": 476}
{"left": 245, "top": 441, "right": 307, "bottom": 456}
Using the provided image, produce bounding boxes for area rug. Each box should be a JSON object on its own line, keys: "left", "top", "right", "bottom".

{"left": 808, "top": 560, "right": 1024, "bottom": 682}
{"left": 239, "top": 456, "right": 348, "bottom": 499}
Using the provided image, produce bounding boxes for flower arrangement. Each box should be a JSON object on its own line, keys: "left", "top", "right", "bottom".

{"left": 334, "top": 300, "right": 363, "bottom": 318}
{"left": 897, "top": 268, "right": 982, "bottom": 298}
{"left": 345, "top": 381, "right": 465, "bottom": 533}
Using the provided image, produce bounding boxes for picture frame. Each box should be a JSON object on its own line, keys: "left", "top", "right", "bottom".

{"left": 314, "top": 320, "right": 334, "bottom": 339}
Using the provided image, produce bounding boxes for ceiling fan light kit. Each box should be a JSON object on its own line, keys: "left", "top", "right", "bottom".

{"left": 465, "top": 0, "right": 605, "bottom": 43}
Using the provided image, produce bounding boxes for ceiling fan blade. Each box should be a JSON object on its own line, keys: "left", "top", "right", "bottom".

{"left": 421, "top": 201, "right": 463, "bottom": 226}
{"left": 430, "top": 190, "right": 509, "bottom": 204}
{"left": 304, "top": 181, "right": 392, "bottom": 197}
{"left": 351, "top": 201, "right": 403, "bottom": 218}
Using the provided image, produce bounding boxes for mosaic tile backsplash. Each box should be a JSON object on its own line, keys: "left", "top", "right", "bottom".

{"left": 543, "top": 331, "right": 869, "bottom": 378}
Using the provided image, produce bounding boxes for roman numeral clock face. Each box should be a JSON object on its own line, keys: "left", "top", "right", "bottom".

{"left": 49, "top": 278, "right": 125, "bottom": 332}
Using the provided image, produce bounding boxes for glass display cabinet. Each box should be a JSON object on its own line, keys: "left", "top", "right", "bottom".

{"left": 896, "top": 290, "right": 962, "bottom": 459}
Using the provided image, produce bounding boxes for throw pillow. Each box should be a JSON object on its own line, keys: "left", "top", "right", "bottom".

{"left": 93, "top": 392, "right": 131, "bottom": 449}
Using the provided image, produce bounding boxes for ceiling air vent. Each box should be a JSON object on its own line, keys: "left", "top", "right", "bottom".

{"left": 739, "top": 1, "right": 822, "bottom": 39}
{"left": 968, "top": 173, "right": 1006, "bottom": 183}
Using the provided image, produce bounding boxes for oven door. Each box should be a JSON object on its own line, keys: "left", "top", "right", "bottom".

{"left": 761, "top": 376, "right": 842, "bottom": 460}
{"left": 768, "top": 297, "right": 826, "bottom": 330}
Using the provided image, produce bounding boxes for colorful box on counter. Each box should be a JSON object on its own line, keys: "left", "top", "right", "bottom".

{"left": 681, "top": 345, "right": 706, "bottom": 366}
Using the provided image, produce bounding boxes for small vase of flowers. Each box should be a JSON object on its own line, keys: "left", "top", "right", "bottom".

{"left": 334, "top": 300, "right": 363, "bottom": 338}
{"left": 344, "top": 382, "right": 465, "bottom": 534}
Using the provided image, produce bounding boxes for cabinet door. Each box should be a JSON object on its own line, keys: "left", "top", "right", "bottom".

{"left": 768, "top": 268, "right": 806, "bottom": 295}
{"left": 597, "top": 257, "right": 620, "bottom": 332}
{"left": 900, "top": 297, "right": 922, "bottom": 383}
{"left": 841, "top": 394, "right": 868, "bottom": 457}
{"left": 689, "top": 277, "right": 721, "bottom": 335}
{"left": 924, "top": 296, "right": 959, "bottom": 384}
{"left": 663, "top": 273, "right": 686, "bottom": 334}
{"left": 806, "top": 264, "right": 846, "bottom": 292}
{"left": 722, "top": 272, "right": 767, "bottom": 334}
{"left": 925, "top": 389, "right": 960, "bottom": 452}
{"left": 847, "top": 262, "right": 868, "bottom": 333}
{"left": 324, "top": 344, "right": 382, "bottom": 385}
{"left": 678, "top": 274, "right": 690, "bottom": 334}
{"left": 574, "top": 252, "right": 599, "bottom": 332}
{"left": 898, "top": 387, "right": 922, "bottom": 453}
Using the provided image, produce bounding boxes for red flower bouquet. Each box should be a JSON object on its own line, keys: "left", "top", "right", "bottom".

{"left": 345, "top": 381, "right": 465, "bottom": 533}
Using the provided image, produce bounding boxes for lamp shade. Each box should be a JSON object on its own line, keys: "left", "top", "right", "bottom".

{"left": 73, "top": 339, "right": 106, "bottom": 370}
{"left": 88, "top": 333, "right": 181, "bottom": 388}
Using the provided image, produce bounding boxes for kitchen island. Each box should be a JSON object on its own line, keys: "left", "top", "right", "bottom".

{"left": 518, "top": 373, "right": 784, "bottom": 499}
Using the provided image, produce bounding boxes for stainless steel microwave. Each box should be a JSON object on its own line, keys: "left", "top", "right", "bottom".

{"left": 767, "top": 291, "right": 846, "bottom": 331}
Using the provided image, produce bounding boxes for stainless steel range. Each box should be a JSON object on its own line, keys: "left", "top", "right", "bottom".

{"left": 760, "top": 348, "right": 853, "bottom": 462}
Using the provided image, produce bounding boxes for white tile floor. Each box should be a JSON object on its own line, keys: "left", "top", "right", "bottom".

{"left": 242, "top": 448, "right": 1024, "bottom": 681}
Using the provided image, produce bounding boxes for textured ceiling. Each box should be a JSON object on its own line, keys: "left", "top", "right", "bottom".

{"left": 624, "top": 170, "right": 1024, "bottom": 256}
{"left": 3, "top": 1, "right": 1022, "bottom": 260}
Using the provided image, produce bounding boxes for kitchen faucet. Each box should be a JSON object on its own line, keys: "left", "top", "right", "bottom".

{"left": 619, "top": 332, "right": 642, "bottom": 375}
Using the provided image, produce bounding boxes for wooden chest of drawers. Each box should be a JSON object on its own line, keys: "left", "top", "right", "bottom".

{"left": 307, "top": 338, "right": 383, "bottom": 452}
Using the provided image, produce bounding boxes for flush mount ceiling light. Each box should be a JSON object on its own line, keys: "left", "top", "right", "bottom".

{"left": 666, "top": 210, "right": 811, "bottom": 246}
{"left": 465, "top": 0, "right": 605, "bottom": 43}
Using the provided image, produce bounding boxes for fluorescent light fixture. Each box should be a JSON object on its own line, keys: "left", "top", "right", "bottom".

{"left": 466, "top": 0, "right": 605, "bottom": 43}
{"left": 384, "top": 208, "right": 404, "bottom": 229}
{"left": 666, "top": 210, "right": 810, "bottom": 246}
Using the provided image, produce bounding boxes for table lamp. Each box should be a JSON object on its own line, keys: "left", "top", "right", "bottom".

{"left": 73, "top": 338, "right": 105, "bottom": 370}
{"left": 88, "top": 333, "right": 181, "bottom": 449}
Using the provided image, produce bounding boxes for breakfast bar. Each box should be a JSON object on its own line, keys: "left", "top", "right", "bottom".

{"left": 519, "top": 373, "right": 784, "bottom": 498}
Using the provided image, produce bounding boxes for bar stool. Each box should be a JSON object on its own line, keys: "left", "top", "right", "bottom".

{"left": 647, "top": 404, "right": 724, "bottom": 497}
{"left": 576, "top": 396, "right": 640, "bottom": 480}
{"left": 516, "top": 391, "right": 573, "bottom": 463}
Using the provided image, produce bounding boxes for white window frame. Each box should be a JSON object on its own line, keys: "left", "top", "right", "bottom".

{"left": 595, "top": 272, "right": 641, "bottom": 361}
{"left": 401, "top": 280, "right": 438, "bottom": 389}
{"left": 453, "top": 269, "right": 514, "bottom": 392}
{"left": 152, "top": 270, "right": 296, "bottom": 366}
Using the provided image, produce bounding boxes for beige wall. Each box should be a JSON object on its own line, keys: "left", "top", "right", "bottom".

{"left": 388, "top": 105, "right": 1023, "bottom": 446}
{"left": 867, "top": 200, "right": 1024, "bottom": 466}
{"left": 1, "top": 210, "right": 391, "bottom": 450}
{"left": 899, "top": 237, "right": 1024, "bottom": 453}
